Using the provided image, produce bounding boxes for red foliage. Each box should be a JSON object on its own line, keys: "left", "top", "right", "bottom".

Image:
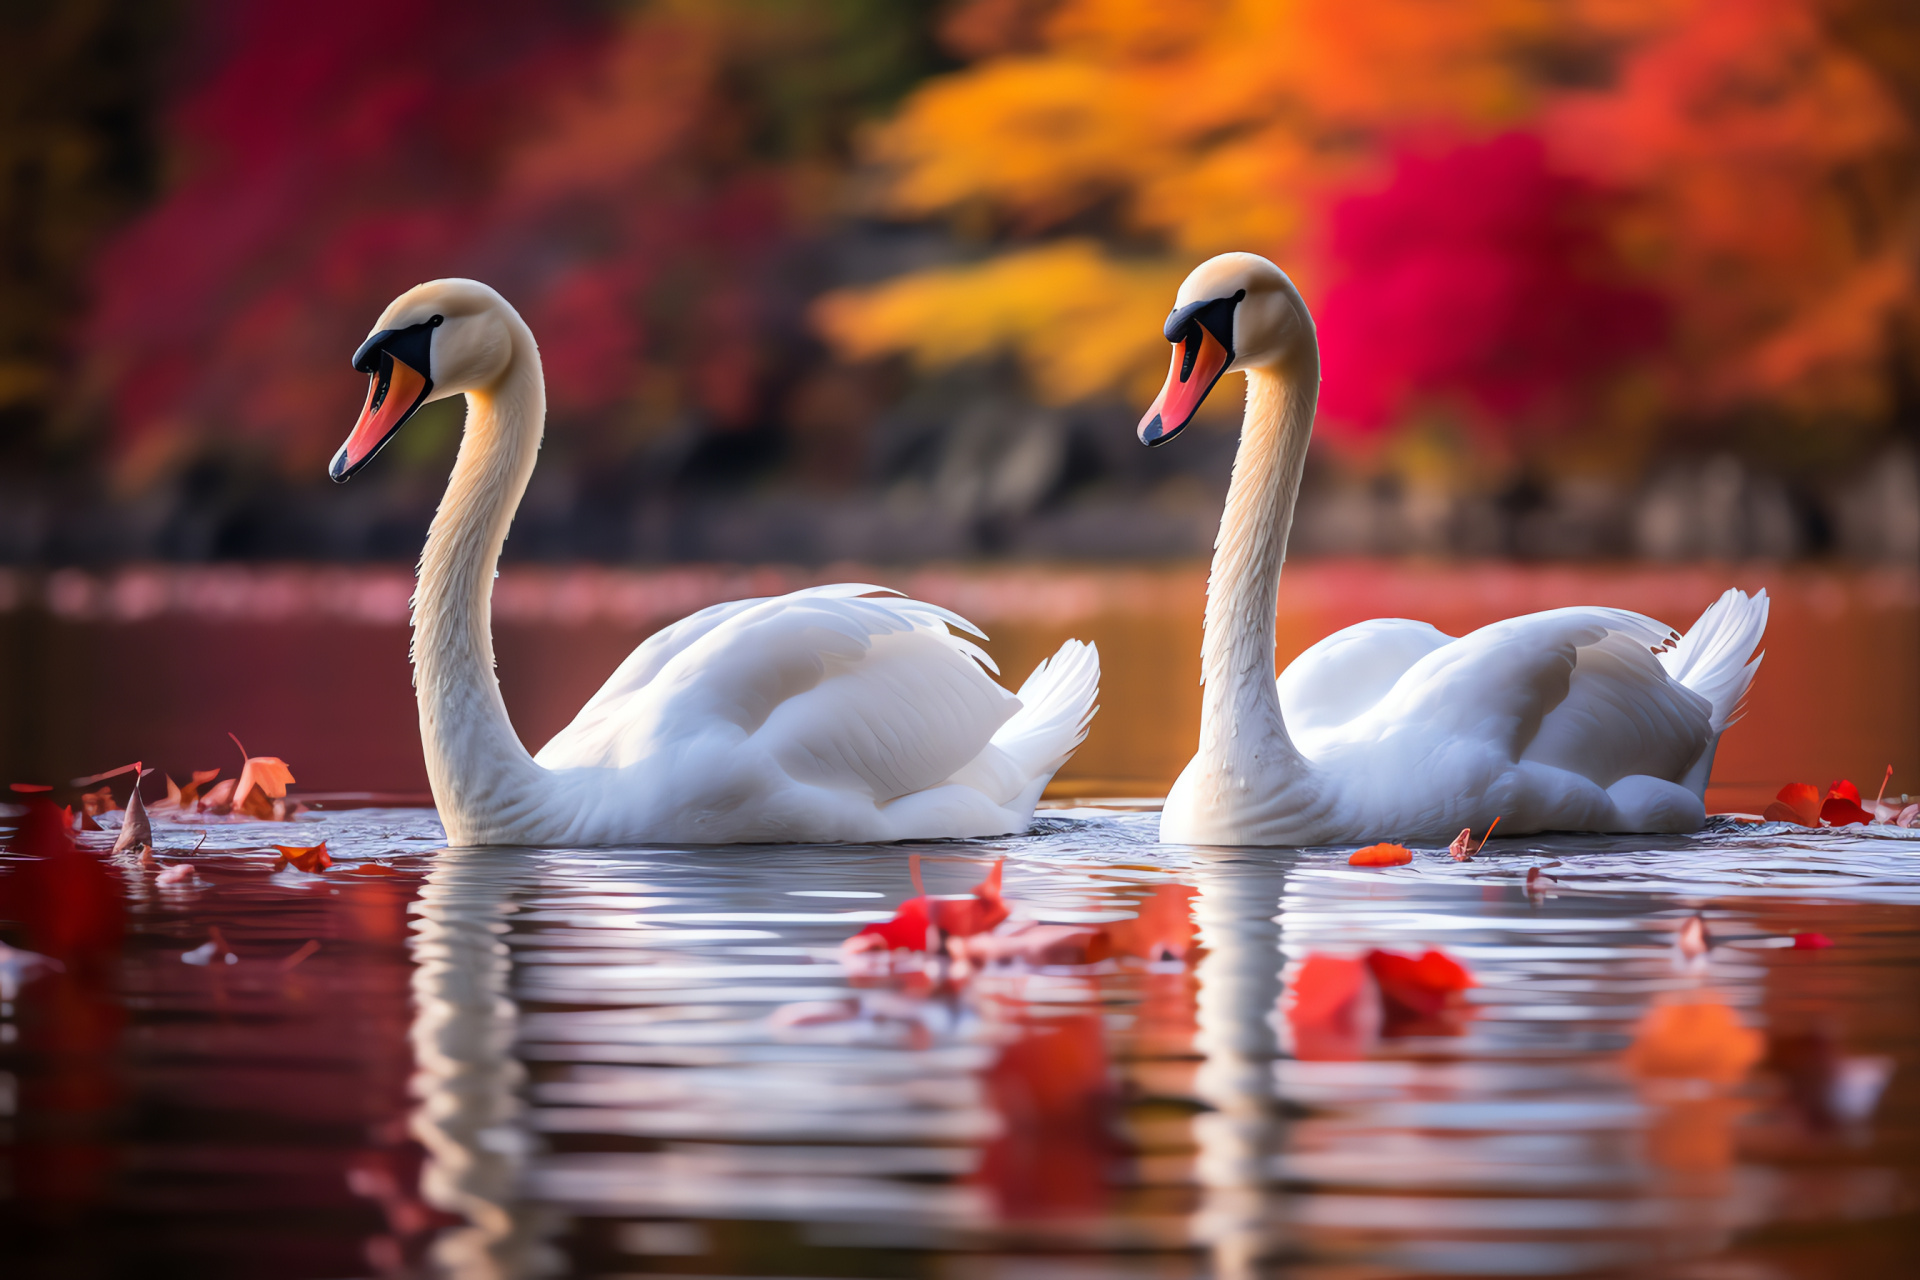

{"left": 85, "top": 0, "right": 794, "bottom": 476}
{"left": 1316, "top": 134, "right": 1665, "bottom": 442}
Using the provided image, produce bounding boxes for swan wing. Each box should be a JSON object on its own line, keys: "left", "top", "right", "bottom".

{"left": 1278, "top": 618, "right": 1454, "bottom": 739}
{"left": 1358, "top": 606, "right": 1701, "bottom": 773}
{"left": 535, "top": 587, "right": 1019, "bottom": 803}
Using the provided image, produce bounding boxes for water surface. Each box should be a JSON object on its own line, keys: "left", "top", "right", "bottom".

{"left": 5, "top": 804, "right": 1917, "bottom": 1278}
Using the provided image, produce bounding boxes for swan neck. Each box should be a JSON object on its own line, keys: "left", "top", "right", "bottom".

{"left": 413, "top": 324, "right": 545, "bottom": 841}
{"left": 1199, "top": 363, "right": 1315, "bottom": 762}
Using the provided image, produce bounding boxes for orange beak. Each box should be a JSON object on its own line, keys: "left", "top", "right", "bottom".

{"left": 331, "top": 315, "right": 440, "bottom": 481}
{"left": 1139, "top": 289, "right": 1242, "bottom": 446}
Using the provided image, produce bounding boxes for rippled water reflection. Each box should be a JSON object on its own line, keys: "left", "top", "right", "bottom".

{"left": 5, "top": 805, "right": 1917, "bottom": 1278}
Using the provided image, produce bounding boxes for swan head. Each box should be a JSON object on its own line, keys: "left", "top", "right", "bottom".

{"left": 331, "top": 278, "right": 519, "bottom": 481}
{"left": 1138, "top": 252, "right": 1313, "bottom": 446}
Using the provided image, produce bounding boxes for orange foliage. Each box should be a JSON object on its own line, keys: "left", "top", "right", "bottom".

{"left": 823, "top": 0, "right": 1916, "bottom": 454}
{"left": 1547, "top": 0, "right": 1914, "bottom": 423}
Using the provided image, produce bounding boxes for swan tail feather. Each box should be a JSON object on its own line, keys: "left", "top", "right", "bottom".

{"left": 1659, "top": 588, "right": 1770, "bottom": 735}
{"left": 990, "top": 640, "right": 1101, "bottom": 787}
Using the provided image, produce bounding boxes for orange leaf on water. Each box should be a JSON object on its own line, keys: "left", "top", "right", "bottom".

{"left": 198, "top": 778, "right": 238, "bottom": 813}
{"left": 163, "top": 768, "right": 223, "bottom": 811}
{"left": 1762, "top": 782, "right": 1821, "bottom": 826}
{"left": 227, "top": 732, "right": 295, "bottom": 820}
{"left": 273, "top": 842, "right": 331, "bottom": 873}
{"left": 1349, "top": 842, "right": 1412, "bottom": 867}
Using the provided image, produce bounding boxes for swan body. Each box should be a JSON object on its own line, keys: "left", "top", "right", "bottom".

{"left": 332, "top": 279, "right": 1098, "bottom": 846}
{"left": 1139, "top": 253, "right": 1767, "bottom": 846}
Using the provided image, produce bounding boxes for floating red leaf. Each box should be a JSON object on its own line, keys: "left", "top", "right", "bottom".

{"left": 1820, "top": 794, "right": 1872, "bottom": 827}
{"left": 274, "top": 842, "right": 332, "bottom": 873}
{"left": 1791, "top": 932, "right": 1834, "bottom": 950}
{"left": 1763, "top": 782, "right": 1822, "bottom": 827}
{"left": 1349, "top": 842, "right": 1413, "bottom": 867}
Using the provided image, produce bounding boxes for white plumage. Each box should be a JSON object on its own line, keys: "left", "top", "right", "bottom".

{"left": 534, "top": 586, "right": 1100, "bottom": 845}
{"left": 335, "top": 279, "right": 1099, "bottom": 847}
{"left": 1142, "top": 253, "right": 1768, "bottom": 846}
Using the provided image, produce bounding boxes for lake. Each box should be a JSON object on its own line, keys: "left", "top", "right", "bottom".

{"left": 2, "top": 560, "right": 1918, "bottom": 1277}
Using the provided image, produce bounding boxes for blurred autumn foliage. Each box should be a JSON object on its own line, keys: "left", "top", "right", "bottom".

{"left": 72, "top": 0, "right": 941, "bottom": 487}
{"left": 821, "top": 0, "right": 1920, "bottom": 470}
{"left": 1, "top": 0, "right": 1916, "bottom": 560}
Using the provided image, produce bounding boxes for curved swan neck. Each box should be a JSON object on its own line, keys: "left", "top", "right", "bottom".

{"left": 1199, "top": 361, "right": 1317, "bottom": 767}
{"left": 413, "top": 316, "right": 545, "bottom": 841}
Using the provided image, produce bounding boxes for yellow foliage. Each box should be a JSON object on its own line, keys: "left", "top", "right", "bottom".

{"left": 827, "top": 0, "right": 1568, "bottom": 391}
{"left": 813, "top": 242, "right": 1183, "bottom": 403}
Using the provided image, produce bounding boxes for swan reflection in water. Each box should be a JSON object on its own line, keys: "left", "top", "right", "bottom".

{"left": 408, "top": 846, "right": 561, "bottom": 1279}
{"left": 393, "top": 834, "right": 1902, "bottom": 1278}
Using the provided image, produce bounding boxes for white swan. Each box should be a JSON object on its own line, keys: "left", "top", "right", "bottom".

{"left": 1138, "top": 253, "right": 1767, "bottom": 846}
{"left": 330, "top": 278, "right": 1099, "bottom": 847}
